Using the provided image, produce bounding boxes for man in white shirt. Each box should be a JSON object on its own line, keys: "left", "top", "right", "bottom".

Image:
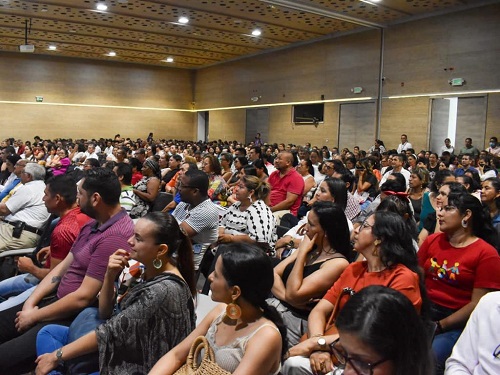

{"left": 81, "top": 143, "right": 98, "bottom": 163}
{"left": 103, "top": 140, "right": 114, "bottom": 156}
{"left": 396, "top": 134, "right": 413, "bottom": 154}
{"left": 380, "top": 154, "right": 411, "bottom": 187}
{"left": 0, "top": 163, "right": 50, "bottom": 250}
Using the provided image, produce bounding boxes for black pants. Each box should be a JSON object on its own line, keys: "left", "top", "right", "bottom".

{"left": 0, "top": 298, "right": 74, "bottom": 375}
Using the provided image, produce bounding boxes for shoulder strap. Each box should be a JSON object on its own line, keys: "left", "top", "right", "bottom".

{"left": 323, "top": 252, "right": 347, "bottom": 262}
{"left": 247, "top": 323, "right": 280, "bottom": 341}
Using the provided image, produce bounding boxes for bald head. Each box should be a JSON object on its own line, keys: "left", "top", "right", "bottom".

{"left": 274, "top": 151, "right": 294, "bottom": 172}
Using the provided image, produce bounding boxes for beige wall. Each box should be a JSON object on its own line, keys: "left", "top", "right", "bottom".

{"left": 486, "top": 93, "right": 500, "bottom": 148}
{"left": 197, "top": 4, "right": 500, "bottom": 151}
{"left": 1, "top": 4, "right": 499, "bottom": 149}
{"left": 0, "top": 53, "right": 196, "bottom": 140}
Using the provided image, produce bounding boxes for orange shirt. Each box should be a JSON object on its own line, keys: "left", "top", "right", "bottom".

{"left": 323, "top": 261, "right": 422, "bottom": 313}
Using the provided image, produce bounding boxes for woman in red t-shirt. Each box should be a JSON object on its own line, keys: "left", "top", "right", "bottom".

{"left": 418, "top": 192, "right": 500, "bottom": 374}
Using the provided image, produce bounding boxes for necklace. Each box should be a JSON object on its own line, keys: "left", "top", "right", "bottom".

{"left": 308, "top": 247, "right": 322, "bottom": 263}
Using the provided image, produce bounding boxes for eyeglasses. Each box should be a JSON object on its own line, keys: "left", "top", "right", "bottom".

{"left": 324, "top": 165, "right": 334, "bottom": 170}
{"left": 178, "top": 183, "right": 197, "bottom": 190}
{"left": 359, "top": 220, "right": 373, "bottom": 230}
{"left": 330, "top": 338, "right": 389, "bottom": 375}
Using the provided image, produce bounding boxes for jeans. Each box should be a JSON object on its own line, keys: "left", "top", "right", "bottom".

{"left": 36, "top": 307, "right": 104, "bottom": 375}
{"left": 0, "top": 273, "right": 39, "bottom": 311}
{"left": 429, "top": 301, "right": 462, "bottom": 375}
{"left": 36, "top": 324, "right": 68, "bottom": 375}
{"left": 432, "top": 329, "right": 463, "bottom": 375}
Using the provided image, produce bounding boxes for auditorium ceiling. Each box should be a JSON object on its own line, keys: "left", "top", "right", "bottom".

{"left": 0, "top": 0, "right": 497, "bottom": 69}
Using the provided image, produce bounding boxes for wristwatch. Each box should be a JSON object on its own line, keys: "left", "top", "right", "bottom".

{"left": 317, "top": 337, "right": 327, "bottom": 348}
{"left": 288, "top": 239, "right": 295, "bottom": 248}
{"left": 56, "top": 348, "right": 64, "bottom": 364}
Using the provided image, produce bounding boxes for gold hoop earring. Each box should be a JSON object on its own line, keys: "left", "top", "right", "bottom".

{"left": 153, "top": 257, "right": 162, "bottom": 269}
{"left": 226, "top": 302, "right": 242, "bottom": 320}
{"left": 372, "top": 240, "right": 381, "bottom": 257}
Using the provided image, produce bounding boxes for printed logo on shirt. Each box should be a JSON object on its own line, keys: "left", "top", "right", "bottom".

{"left": 428, "top": 257, "right": 460, "bottom": 282}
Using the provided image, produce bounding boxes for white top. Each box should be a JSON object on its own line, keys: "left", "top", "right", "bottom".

{"left": 72, "top": 151, "right": 85, "bottom": 163}
{"left": 380, "top": 167, "right": 411, "bottom": 188}
{"left": 84, "top": 151, "right": 98, "bottom": 160}
{"left": 5, "top": 180, "right": 50, "bottom": 228}
{"left": 172, "top": 199, "right": 219, "bottom": 246}
{"left": 219, "top": 200, "right": 277, "bottom": 247}
{"left": 445, "top": 292, "right": 500, "bottom": 375}
{"left": 104, "top": 146, "right": 114, "bottom": 155}
{"left": 312, "top": 165, "right": 326, "bottom": 186}
{"left": 440, "top": 145, "right": 455, "bottom": 155}
{"left": 397, "top": 142, "right": 413, "bottom": 154}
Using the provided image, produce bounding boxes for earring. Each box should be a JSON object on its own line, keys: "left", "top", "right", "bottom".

{"left": 153, "top": 257, "right": 162, "bottom": 269}
{"left": 372, "top": 240, "right": 380, "bottom": 257}
{"left": 461, "top": 219, "right": 468, "bottom": 228}
{"left": 226, "top": 302, "right": 242, "bottom": 320}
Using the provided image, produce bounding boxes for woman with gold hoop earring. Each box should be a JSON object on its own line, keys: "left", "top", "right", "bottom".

{"left": 150, "top": 243, "right": 287, "bottom": 375}
{"left": 35, "top": 213, "right": 196, "bottom": 375}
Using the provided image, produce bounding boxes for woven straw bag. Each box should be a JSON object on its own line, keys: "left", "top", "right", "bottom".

{"left": 173, "top": 336, "right": 232, "bottom": 375}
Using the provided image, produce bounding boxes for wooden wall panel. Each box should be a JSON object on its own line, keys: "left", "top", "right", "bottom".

{"left": 1, "top": 103, "right": 196, "bottom": 141}
{"left": 383, "top": 5, "right": 500, "bottom": 96}
{"left": 1, "top": 4, "right": 499, "bottom": 148}
{"left": 207, "top": 109, "right": 247, "bottom": 142}
{"left": 198, "top": 4, "right": 500, "bottom": 148}
{"left": 0, "top": 53, "right": 196, "bottom": 140}
{"left": 486, "top": 93, "right": 500, "bottom": 149}
{"left": 267, "top": 103, "right": 339, "bottom": 147}
{"left": 379, "top": 97, "right": 430, "bottom": 152}
{"left": 195, "top": 30, "right": 381, "bottom": 109}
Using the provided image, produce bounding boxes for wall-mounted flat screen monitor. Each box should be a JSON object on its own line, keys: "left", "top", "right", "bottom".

{"left": 292, "top": 103, "right": 324, "bottom": 124}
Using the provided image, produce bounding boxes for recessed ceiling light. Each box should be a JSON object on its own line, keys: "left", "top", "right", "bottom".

{"left": 107, "top": 51, "right": 116, "bottom": 57}
{"left": 48, "top": 45, "right": 57, "bottom": 51}
{"left": 163, "top": 57, "right": 174, "bottom": 63}
{"left": 178, "top": 16, "right": 189, "bottom": 24}
{"left": 96, "top": 3, "right": 108, "bottom": 11}
{"left": 251, "top": 29, "right": 262, "bottom": 36}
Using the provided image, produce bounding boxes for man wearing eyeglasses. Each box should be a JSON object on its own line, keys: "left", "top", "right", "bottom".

{"left": 0, "top": 163, "right": 50, "bottom": 251}
{"left": 172, "top": 169, "right": 219, "bottom": 269}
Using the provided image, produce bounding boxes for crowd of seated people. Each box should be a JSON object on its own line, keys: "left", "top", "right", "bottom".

{"left": 0, "top": 133, "right": 498, "bottom": 374}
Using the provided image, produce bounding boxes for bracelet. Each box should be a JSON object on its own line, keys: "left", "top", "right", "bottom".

{"left": 310, "top": 333, "right": 323, "bottom": 339}
{"left": 435, "top": 320, "right": 444, "bottom": 334}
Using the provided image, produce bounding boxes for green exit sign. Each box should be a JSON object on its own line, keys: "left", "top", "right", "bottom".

{"left": 35, "top": 96, "right": 43, "bottom": 102}
{"left": 450, "top": 78, "right": 465, "bottom": 86}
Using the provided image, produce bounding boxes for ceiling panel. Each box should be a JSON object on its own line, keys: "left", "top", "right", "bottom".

{"left": 0, "top": 0, "right": 496, "bottom": 68}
